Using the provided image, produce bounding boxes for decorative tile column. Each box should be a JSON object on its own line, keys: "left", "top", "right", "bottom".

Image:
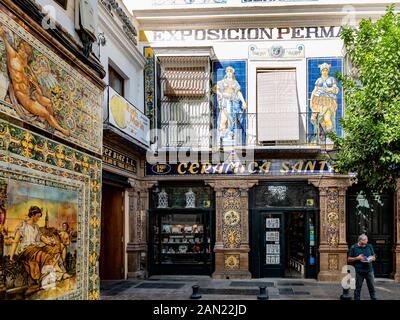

{"left": 126, "top": 180, "right": 157, "bottom": 278}
{"left": 309, "top": 177, "right": 353, "bottom": 281}
{"left": 206, "top": 180, "right": 258, "bottom": 279}
{"left": 394, "top": 179, "right": 400, "bottom": 282}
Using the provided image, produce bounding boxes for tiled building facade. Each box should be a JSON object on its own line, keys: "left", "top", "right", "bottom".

{"left": 132, "top": 0, "right": 400, "bottom": 282}
{"left": 0, "top": 0, "right": 105, "bottom": 299}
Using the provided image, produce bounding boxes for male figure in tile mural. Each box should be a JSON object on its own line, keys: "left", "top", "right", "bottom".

{"left": 216, "top": 66, "right": 247, "bottom": 143}
{"left": 0, "top": 25, "right": 70, "bottom": 137}
{"left": 310, "top": 63, "right": 339, "bottom": 141}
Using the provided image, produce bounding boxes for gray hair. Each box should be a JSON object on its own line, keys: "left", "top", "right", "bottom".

{"left": 358, "top": 234, "right": 368, "bottom": 241}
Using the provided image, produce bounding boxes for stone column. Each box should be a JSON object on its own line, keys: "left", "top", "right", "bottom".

{"left": 126, "top": 179, "right": 157, "bottom": 278}
{"left": 206, "top": 180, "right": 258, "bottom": 279}
{"left": 394, "top": 179, "right": 400, "bottom": 282}
{"left": 309, "top": 177, "right": 353, "bottom": 282}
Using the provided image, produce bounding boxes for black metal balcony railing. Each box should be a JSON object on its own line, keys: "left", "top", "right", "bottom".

{"left": 246, "top": 112, "right": 324, "bottom": 147}
{"left": 158, "top": 111, "right": 327, "bottom": 149}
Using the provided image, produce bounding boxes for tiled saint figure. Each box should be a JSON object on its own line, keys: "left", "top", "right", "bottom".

{"left": 216, "top": 66, "right": 247, "bottom": 144}
{"left": 309, "top": 61, "right": 341, "bottom": 144}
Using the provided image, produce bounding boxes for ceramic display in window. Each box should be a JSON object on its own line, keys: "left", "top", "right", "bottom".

{"left": 185, "top": 188, "right": 196, "bottom": 208}
{"left": 158, "top": 188, "right": 168, "bottom": 208}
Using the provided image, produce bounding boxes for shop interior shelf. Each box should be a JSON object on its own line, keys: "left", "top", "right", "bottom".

{"left": 163, "top": 242, "right": 203, "bottom": 245}
{"left": 162, "top": 252, "right": 207, "bottom": 255}
{"left": 161, "top": 233, "right": 204, "bottom": 235}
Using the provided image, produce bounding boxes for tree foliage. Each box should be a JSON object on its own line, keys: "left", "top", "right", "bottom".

{"left": 330, "top": 5, "right": 400, "bottom": 191}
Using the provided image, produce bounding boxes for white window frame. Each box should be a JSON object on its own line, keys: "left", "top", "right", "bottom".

{"left": 248, "top": 60, "right": 307, "bottom": 145}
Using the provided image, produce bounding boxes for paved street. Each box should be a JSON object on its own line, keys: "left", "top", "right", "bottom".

{"left": 101, "top": 276, "right": 400, "bottom": 300}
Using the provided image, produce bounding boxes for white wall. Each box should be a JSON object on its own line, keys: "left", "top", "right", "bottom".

{"left": 99, "top": 5, "right": 145, "bottom": 116}
{"left": 141, "top": 29, "right": 344, "bottom": 146}
{"left": 36, "top": 0, "right": 99, "bottom": 52}
{"left": 99, "top": 33, "right": 144, "bottom": 110}
{"left": 142, "top": 36, "right": 344, "bottom": 115}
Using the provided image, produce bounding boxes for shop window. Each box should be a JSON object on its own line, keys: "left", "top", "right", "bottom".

{"left": 54, "top": 0, "right": 68, "bottom": 10}
{"left": 109, "top": 65, "right": 125, "bottom": 97}
{"left": 257, "top": 69, "right": 299, "bottom": 143}
{"left": 150, "top": 185, "right": 213, "bottom": 209}
{"left": 149, "top": 184, "right": 214, "bottom": 274}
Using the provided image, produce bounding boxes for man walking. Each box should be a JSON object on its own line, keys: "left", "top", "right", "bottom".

{"left": 348, "top": 234, "right": 377, "bottom": 300}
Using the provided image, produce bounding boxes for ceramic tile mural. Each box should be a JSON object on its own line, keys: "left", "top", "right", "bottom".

{"left": 144, "top": 47, "right": 155, "bottom": 133}
{"left": 307, "top": 57, "right": 343, "bottom": 145}
{"left": 326, "top": 187, "right": 340, "bottom": 247}
{"left": 213, "top": 60, "right": 247, "bottom": 146}
{"left": 224, "top": 254, "right": 240, "bottom": 271}
{"left": 0, "top": 119, "right": 102, "bottom": 300}
{"left": 222, "top": 188, "right": 242, "bottom": 249}
{"left": 0, "top": 9, "right": 103, "bottom": 154}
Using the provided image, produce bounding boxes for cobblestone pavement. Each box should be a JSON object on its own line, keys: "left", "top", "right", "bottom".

{"left": 101, "top": 276, "right": 400, "bottom": 300}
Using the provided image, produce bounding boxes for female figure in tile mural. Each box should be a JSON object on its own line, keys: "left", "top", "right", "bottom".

{"left": 0, "top": 26, "right": 70, "bottom": 136}
{"left": 310, "top": 63, "right": 339, "bottom": 139}
{"left": 10, "top": 206, "right": 68, "bottom": 289}
{"left": 216, "top": 66, "right": 247, "bottom": 141}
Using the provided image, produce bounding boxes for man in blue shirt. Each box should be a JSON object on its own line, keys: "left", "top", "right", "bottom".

{"left": 348, "top": 234, "right": 377, "bottom": 300}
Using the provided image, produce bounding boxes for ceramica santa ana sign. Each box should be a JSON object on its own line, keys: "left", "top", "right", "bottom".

{"left": 146, "top": 159, "right": 336, "bottom": 176}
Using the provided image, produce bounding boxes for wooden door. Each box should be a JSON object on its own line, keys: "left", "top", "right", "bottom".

{"left": 347, "top": 187, "right": 393, "bottom": 277}
{"left": 100, "top": 183, "right": 125, "bottom": 279}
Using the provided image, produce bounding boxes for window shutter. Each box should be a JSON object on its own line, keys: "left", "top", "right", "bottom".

{"left": 160, "top": 57, "right": 208, "bottom": 97}
{"left": 257, "top": 70, "right": 299, "bottom": 142}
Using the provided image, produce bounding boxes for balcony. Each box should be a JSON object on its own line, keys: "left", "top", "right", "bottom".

{"left": 157, "top": 111, "right": 327, "bottom": 153}
{"left": 245, "top": 112, "right": 326, "bottom": 151}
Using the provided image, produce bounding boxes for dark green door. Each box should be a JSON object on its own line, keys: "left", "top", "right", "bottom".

{"left": 347, "top": 187, "right": 393, "bottom": 277}
{"left": 261, "top": 212, "right": 285, "bottom": 277}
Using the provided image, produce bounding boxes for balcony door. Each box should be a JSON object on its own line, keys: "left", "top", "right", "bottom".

{"left": 256, "top": 69, "right": 300, "bottom": 144}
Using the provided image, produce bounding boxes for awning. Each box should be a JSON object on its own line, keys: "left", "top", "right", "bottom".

{"left": 159, "top": 56, "right": 209, "bottom": 97}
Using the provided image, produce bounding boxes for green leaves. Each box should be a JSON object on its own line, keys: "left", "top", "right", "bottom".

{"left": 330, "top": 5, "right": 400, "bottom": 192}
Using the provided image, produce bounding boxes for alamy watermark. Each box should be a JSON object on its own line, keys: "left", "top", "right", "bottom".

{"left": 41, "top": 5, "right": 57, "bottom": 30}
{"left": 341, "top": 265, "right": 356, "bottom": 290}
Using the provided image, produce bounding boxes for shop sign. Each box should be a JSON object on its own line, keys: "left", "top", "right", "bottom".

{"left": 107, "top": 86, "right": 150, "bottom": 147}
{"left": 249, "top": 44, "right": 305, "bottom": 60}
{"left": 145, "top": 159, "right": 336, "bottom": 176}
{"left": 143, "top": 26, "right": 342, "bottom": 42}
{"left": 103, "top": 146, "right": 137, "bottom": 175}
